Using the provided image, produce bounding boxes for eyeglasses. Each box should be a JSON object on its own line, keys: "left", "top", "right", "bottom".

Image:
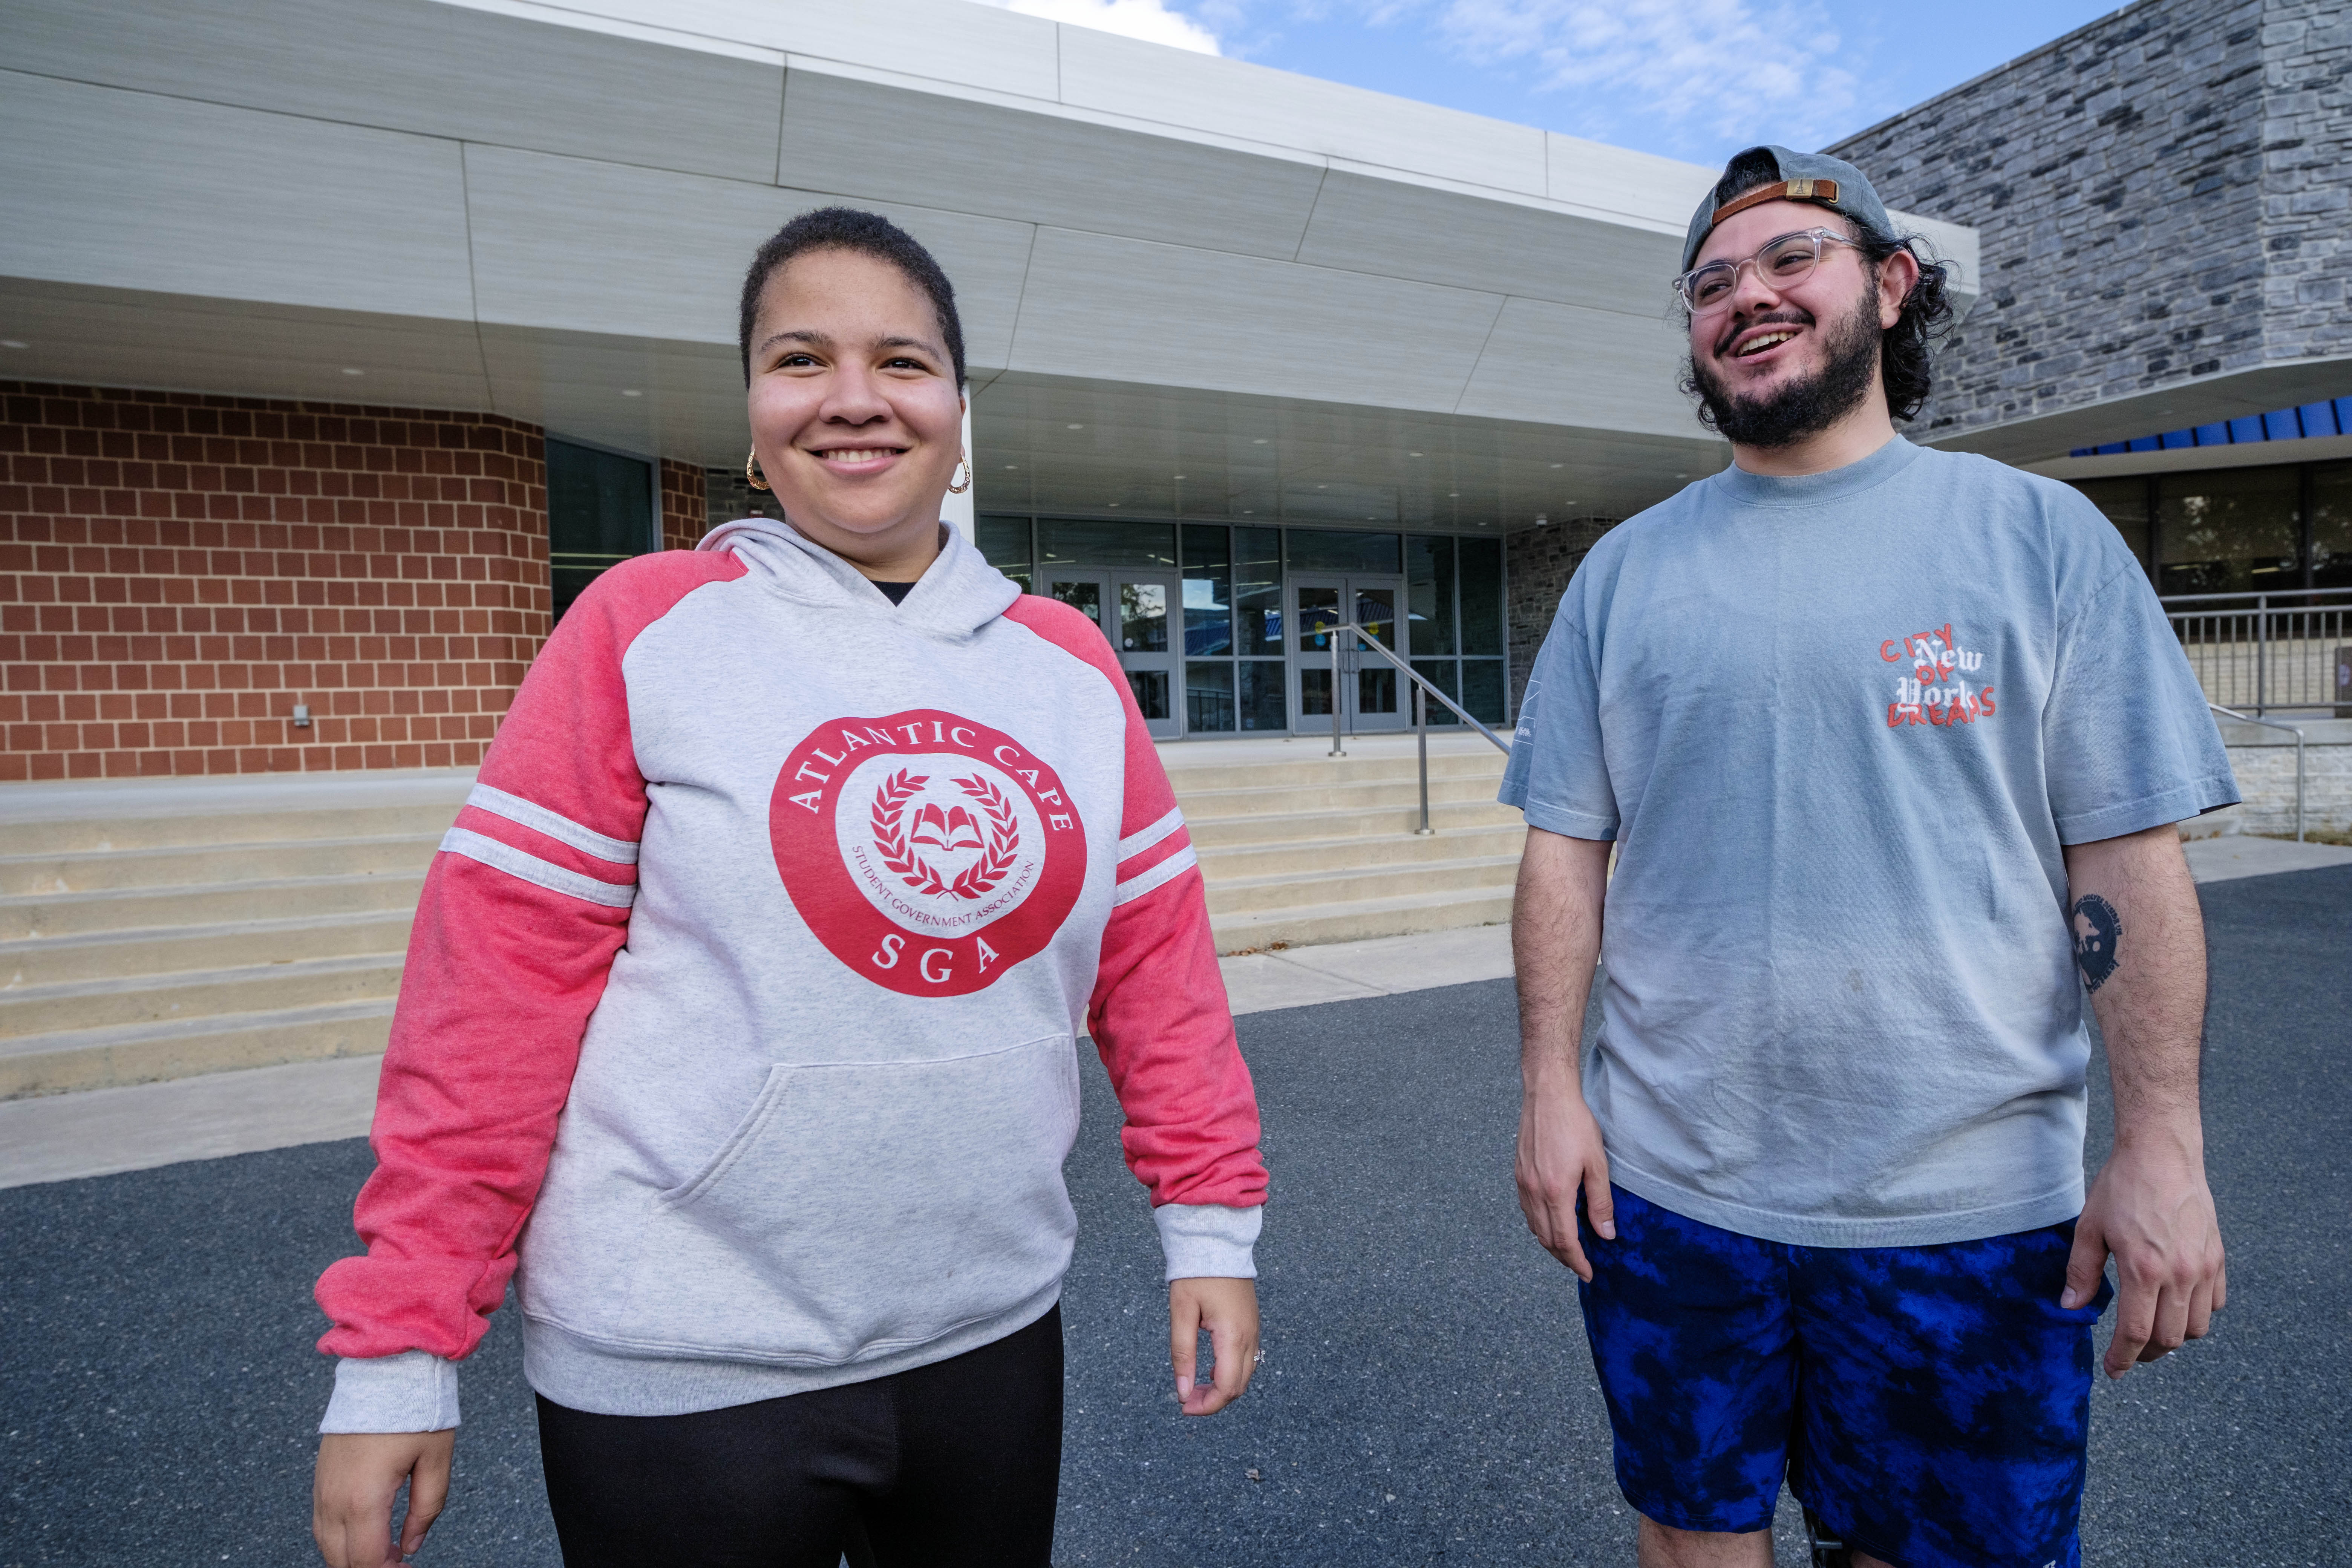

{"left": 1674, "top": 228, "right": 1860, "bottom": 315}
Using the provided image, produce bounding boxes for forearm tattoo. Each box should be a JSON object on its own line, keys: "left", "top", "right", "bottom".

{"left": 2070, "top": 893, "right": 2122, "bottom": 992}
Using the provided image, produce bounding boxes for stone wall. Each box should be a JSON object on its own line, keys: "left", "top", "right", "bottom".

{"left": 1828, "top": 0, "right": 2349, "bottom": 444}
{"left": 2182, "top": 721, "right": 2352, "bottom": 836}
{"left": 1505, "top": 517, "right": 1620, "bottom": 709}
{"left": 0, "top": 383, "right": 546, "bottom": 781}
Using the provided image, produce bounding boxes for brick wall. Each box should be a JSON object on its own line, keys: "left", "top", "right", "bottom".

{"left": 660, "top": 459, "right": 707, "bottom": 552}
{"left": 0, "top": 382, "right": 547, "bottom": 781}
{"left": 1505, "top": 516, "right": 1621, "bottom": 709}
{"left": 1828, "top": 0, "right": 2349, "bottom": 444}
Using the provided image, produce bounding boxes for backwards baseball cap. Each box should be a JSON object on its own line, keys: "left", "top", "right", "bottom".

{"left": 1681, "top": 145, "right": 1894, "bottom": 273}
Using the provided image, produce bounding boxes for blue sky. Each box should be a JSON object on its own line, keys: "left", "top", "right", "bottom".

{"left": 984, "top": 0, "right": 2126, "bottom": 167}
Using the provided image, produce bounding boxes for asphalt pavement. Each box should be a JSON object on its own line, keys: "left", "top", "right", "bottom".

{"left": 3, "top": 865, "right": 2346, "bottom": 1566}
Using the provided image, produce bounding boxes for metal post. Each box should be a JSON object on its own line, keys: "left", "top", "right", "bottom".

{"left": 1328, "top": 626, "right": 1346, "bottom": 757}
{"left": 2294, "top": 724, "right": 2306, "bottom": 843}
{"left": 2256, "top": 593, "right": 2268, "bottom": 715}
{"left": 1414, "top": 682, "right": 1434, "bottom": 835}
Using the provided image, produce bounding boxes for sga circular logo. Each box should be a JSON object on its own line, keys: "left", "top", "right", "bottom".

{"left": 770, "top": 709, "right": 1087, "bottom": 995}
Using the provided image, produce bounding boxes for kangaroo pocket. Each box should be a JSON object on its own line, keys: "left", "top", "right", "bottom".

{"left": 611, "top": 1033, "right": 1083, "bottom": 1366}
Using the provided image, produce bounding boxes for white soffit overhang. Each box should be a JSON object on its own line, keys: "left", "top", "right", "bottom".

{"left": 0, "top": 0, "right": 1975, "bottom": 519}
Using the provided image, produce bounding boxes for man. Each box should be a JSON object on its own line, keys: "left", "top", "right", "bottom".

{"left": 1502, "top": 145, "right": 2236, "bottom": 1568}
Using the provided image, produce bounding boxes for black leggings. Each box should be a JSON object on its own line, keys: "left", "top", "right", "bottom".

{"left": 537, "top": 1306, "right": 1063, "bottom": 1568}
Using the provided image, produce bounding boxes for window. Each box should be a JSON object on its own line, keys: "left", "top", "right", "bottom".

{"left": 1039, "top": 518, "right": 1174, "bottom": 568}
{"left": 2074, "top": 477, "right": 2152, "bottom": 573}
{"left": 977, "top": 515, "right": 1033, "bottom": 591}
{"left": 1458, "top": 536, "right": 1506, "bottom": 721}
{"left": 1286, "top": 529, "right": 1401, "bottom": 575}
{"left": 2158, "top": 469, "right": 2301, "bottom": 596}
{"left": 546, "top": 438, "right": 654, "bottom": 622}
{"left": 2312, "top": 462, "right": 2352, "bottom": 590}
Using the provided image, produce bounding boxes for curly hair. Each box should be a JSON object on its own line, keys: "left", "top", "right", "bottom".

{"left": 737, "top": 207, "right": 966, "bottom": 388}
{"left": 1691, "top": 152, "right": 1957, "bottom": 424}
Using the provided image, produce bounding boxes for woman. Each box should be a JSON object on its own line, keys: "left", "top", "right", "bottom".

{"left": 309, "top": 207, "right": 1267, "bottom": 1568}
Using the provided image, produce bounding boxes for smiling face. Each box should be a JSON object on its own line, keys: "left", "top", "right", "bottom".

{"left": 1682, "top": 200, "right": 1918, "bottom": 458}
{"left": 746, "top": 247, "right": 966, "bottom": 580}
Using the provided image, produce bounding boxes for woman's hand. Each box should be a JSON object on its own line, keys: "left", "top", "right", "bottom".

{"left": 312, "top": 1430, "right": 454, "bottom": 1567}
{"left": 1168, "top": 1276, "right": 1260, "bottom": 1416}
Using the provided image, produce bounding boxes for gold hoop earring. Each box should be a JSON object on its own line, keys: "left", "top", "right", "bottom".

{"left": 745, "top": 446, "right": 770, "bottom": 492}
{"left": 947, "top": 456, "right": 972, "bottom": 495}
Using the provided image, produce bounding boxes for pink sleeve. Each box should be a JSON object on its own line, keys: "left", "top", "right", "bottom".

{"left": 314, "top": 551, "right": 744, "bottom": 1362}
{"left": 1004, "top": 597, "right": 1268, "bottom": 1212}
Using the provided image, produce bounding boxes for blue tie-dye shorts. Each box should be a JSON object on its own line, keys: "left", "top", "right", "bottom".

{"left": 1577, "top": 1184, "right": 2115, "bottom": 1568}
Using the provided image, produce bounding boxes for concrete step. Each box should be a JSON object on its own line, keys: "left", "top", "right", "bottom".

{"left": 0, "top": 801, "right": 464, "bottom": 856}
{"left": 1209, "top": 885, "right": 1515, "bottom": 954}
{"left": 0, "top": 833, "right": 443, "bottom": 896}
{"left": 1187, "top": 800, "right": 1524, "bottom": 850}
{"left": 0, "top": 999, "right": 395, "bottom": 1099}
{"left": 0, "top": 871, "right": 429, "bottom": 941}
{"left": 1202, "top": 853, "right": 1522, "bottom": 916}
{"left": 0, "top": 910, "right": 416, "bottom": 989}
{"left": 1196, "top": 824, "right": 1526, "bottom": 879}
{"left": 1173, "top": 773, "right": 1511, "bottom": 820}
{"left": 1162, "top": 750, "right": 1507, "bottom": 793}
{"left": 0, "top": 952, "right": 404, "bottom": 1040}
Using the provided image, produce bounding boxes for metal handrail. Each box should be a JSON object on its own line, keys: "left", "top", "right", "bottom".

{"left": 1316, "top": 620, "right": 1511, "bottom": 837}
{"left": 2159, "top": 586, "right": 2352, "bottom": 607}
{"left": 2210, "top": 703, "right": 2305, "bottom": 843}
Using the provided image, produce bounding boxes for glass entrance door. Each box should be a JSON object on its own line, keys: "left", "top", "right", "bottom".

{"left": 1046, "top": 570, "right": 1184, "bottom": 740}
{"left": 1288, "top": 574, "right": 1407, "bottom": 734}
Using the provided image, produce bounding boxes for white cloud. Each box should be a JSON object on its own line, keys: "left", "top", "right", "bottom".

{"left": 974, "top": 0, "right": 1224, "bottom": 53}
{"left": 1430, "top": 0, "right": 1858, "bottom": 147}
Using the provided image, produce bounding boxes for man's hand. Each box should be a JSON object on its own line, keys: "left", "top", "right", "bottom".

{"left": 1517, "top": 1074, "right": 1615, "bottom": 1280}
{"left": 2060, "top": 822, "right": 2225, "bottom": 1378}
{"left": 1512, "top": 828, "right": 1616, "bottom": 1280}
{"left": 312, "top": 1430, "right": 454, "bottom": 1568}
{"left": 2065, "top": 1118, "right": 2226, "bottom": 1377}
{"left": 1169, "top": 1276, "right": 1259, "bottom": 1415}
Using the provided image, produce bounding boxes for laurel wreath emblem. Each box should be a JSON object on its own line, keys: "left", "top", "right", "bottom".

{"left": 869, "top": 768, "right": 1022, "bottom": 902}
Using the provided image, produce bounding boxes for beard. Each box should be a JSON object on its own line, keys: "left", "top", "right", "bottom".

{"left": 1684, "top": 283, "right": 1882, "bottom": 448}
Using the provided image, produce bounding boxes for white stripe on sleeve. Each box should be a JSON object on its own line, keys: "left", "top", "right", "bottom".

{"left": 465, "top": 784, "right": 641, "bottom": 864}
{"left": 1117, "top": 807, "right": 1185, "bottom": 862}
{"left": 439, "top": 828, "right": 639, "bottom": 907}
{"left": 1112, "top": 844, "right": 1197, "bottom": 906}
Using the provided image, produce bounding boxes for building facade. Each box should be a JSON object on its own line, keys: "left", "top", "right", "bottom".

{"left": 36, "top": 0, "right": 2341, "bottom": 772}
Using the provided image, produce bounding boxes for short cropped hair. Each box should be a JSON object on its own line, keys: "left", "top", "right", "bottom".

{"left": 737, "top": 207, "right": 967, "bottom": 388}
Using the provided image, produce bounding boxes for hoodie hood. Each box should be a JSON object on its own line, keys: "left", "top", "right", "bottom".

{"left": 698, "top": 518, "right": 1021, "bottom": 639}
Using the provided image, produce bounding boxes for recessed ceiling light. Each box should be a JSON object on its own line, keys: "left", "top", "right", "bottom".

{"left": 1243, "top": 509, "right": 1254, "bottom": 514}
{"left": 1408, "top": 451, "right": 1423, "bottom": 458}
{"left": 1549, "top": 463, "right": 1563, "bottom": 469}
{"left": 1674, "top": 472, "right": 1687, "bottom": 477}
{"left": 1066, "top": 423, "right": 1084, "bottom": 430}
{"left": 1004, "top": 464, "right": 1019, "bottom": 470}
{"left": 1252, "top": 438, "right": 1268, "bottom": 445}
{"left": 1107, "top": 501, "right": 1120, "bottom": 507}
{"left": 0, "top": 340, "right": 25, "bottom": 350}
{"left": 621, "top": 389, "right": 641, "bottom": 397}
{"left": 1449, "top": 492, "right": 1459, "bottom": 498}
{"left": 1316, "top": 484, "right": 1327, "bottom": 489}
{"left": 1173, "top": 474, "right": 1186, "bottom": 480}
{"left": 341, "top": 367, "right": 364, "bottom": 376}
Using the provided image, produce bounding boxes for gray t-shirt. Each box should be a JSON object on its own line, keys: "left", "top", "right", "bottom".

{"left": 1499, "top": 437, "right": 2238, "bottom": 1248}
